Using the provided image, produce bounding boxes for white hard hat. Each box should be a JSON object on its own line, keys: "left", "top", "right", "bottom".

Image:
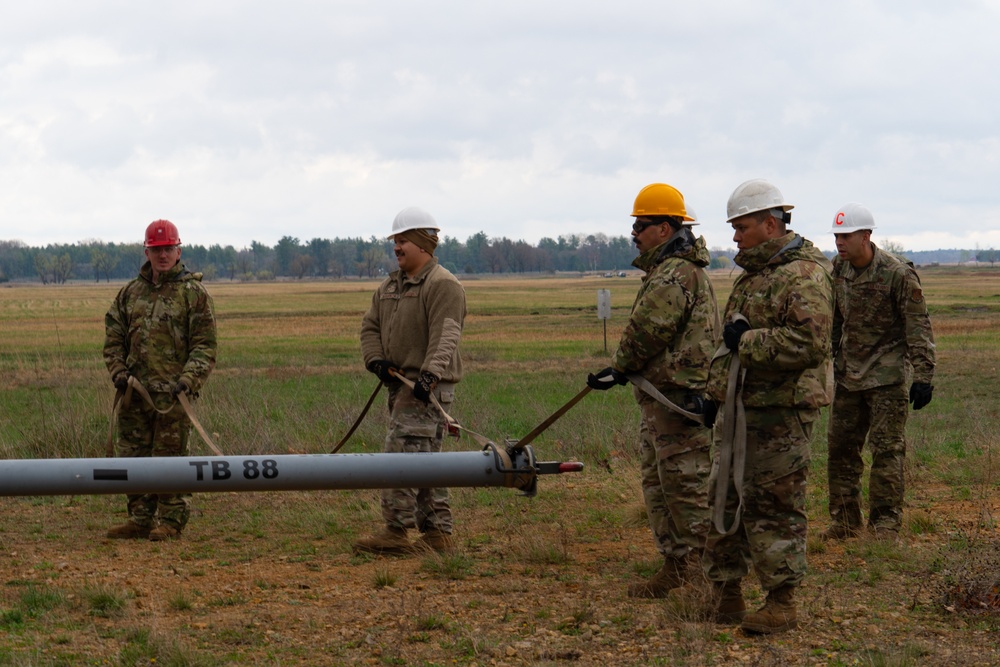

{"left": 683, "top": 205, "right": 699, "bottom": 226}
{"left": 831, "top": 202, "right": 876, "bottom": 233}
{"left": 726, "top": 179, "right": 794, "bottom": 223}
{"left": 389, "top": 206, "right": 440, "bottom": 239}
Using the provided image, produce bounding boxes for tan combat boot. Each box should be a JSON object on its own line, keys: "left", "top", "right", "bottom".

{"left": 821, "top": 523, "right": 861, "bottom": 541}
{"left": 714, "top": 580, "right": 746, "bottom": 624}
{"left": 628, "top": 556, "right": 685, "bottom": 598}
{"left": 149, "top": 524, "right": 182, "bottom": 541}
{"left": 741, "top": 584, "right": 797, "bottom": 634}
{"left": 414, "top": 528, "right": 456, "bottom": 554}
{"left": 353, "top": 526, "right": 414, "bottom": 555}
{"left": 106, "top": 522, "right": 152, "bottom": 539}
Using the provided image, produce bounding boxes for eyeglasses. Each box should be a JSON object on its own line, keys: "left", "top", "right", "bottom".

{"left": 631, "top": 219, "right": 660, "bottom": 234}
{"left": 147, "top": 245, "right": 179, "bottom": 254}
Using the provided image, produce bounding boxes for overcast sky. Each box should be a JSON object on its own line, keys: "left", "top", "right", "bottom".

{"left": 1, "top": 1, "right": 998, "bottom": 253}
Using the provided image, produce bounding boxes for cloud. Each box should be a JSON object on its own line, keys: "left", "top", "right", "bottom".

{"left": 0, "top": 0, "right": 997, "bottom": 253}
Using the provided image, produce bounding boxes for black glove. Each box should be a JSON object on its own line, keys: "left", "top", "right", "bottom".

{"left": 413, "top": 371, "right": 439, "bottom": 404}
{"left": 684, "top": 395, "right": 718, "bottom": 429}
{"left": 113, "top": 373, "right": 130, "bottom": 392}
{"left": 723, "top": 320, "right": 752, "bottom": 351}
{"left": 909, "top": 382, "right": 933, "bottom": 410}
{"left": 586, "top": 367, "right": 628, "bottom": 391}
{"left": 367, "top": 359, "right": 399, "bottom": 384}
{"left": 172, "top": 379, "right": 191, "bottom": 397}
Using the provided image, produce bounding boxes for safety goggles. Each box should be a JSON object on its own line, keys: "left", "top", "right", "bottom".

{"left": 631, "top": 219, "right": 661, "bottom": 234}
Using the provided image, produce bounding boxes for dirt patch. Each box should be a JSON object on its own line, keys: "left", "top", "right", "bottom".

{"left": 2, "top": 475, "right": 999, "bottom": 666}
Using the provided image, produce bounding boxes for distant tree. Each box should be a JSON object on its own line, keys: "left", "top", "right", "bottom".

{"left": 976, "top": 248, "right": 998, "bottom": 267}
{"left": 250, "top": 240, "right": 273, "bottom": 274}
{"left": 290, "top": 254, "right": 314, "bottom": 279}
{"left": 308, "top": 238, "right": 332, "bottom": 276}
{"left": 52, "top": 253, "right": 73, "bottom": 284}
{"left": 465, "top": 232, "right": 489, "bottom": 273}
{"left": 709, "top": 255, "right": 730, "bottom": 270}
{"left": 90, "top": 247, "right": 118, "bottom": 282}
{"left": 274, "top": 236, "right": 301, "bottom": 276}
{"left": 361, "top": 241, "right": 385, "bottom": 278}
{"left": 34, "top": 253, "right": 52, "bottom": 284}
{"left": 235, "top": 249, "right": 254, "bottom": 278}
{"left": 960, "top": 249, "right": 971, "bottom": 265}
{"left": 881, "top": 239, "right": 907, "bottom": 258}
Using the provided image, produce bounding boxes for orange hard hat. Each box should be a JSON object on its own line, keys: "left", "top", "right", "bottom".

{"left": 631, "top": 183, "right": 695, "bottom": 222}
{"left": 144, "top": 220, "right": 181, "bottom": 247}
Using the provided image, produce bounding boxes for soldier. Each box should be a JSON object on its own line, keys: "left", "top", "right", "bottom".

{"left": 698, "top": 179, "right": 833, "bottom": 634}
{"left": 586, "top": 183, "right": 720, "bottom": 598}
{"left": 104, "top": 219, "right": 217, "bottom": 541}
{"left": 825, "top": 203, "right": 935, "bottom": 540}
{"left": 355, "top": 207, "right": 467, "bottom": 556}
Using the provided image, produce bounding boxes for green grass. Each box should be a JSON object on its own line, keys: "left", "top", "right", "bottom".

{"left": 1, "top": 270, "right": 1000, "bottom": 665}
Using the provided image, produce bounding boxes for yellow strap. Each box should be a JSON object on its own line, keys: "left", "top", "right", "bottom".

{"left": 391, "top": 371, "right": 491, "bottom": 447}
{"left": 711, "top": 313, "right": 749, "bottom": 536}
{"left": 107, "top": 376, "right": 223, "bottom": 457}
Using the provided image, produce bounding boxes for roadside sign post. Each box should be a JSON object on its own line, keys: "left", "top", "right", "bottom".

{"left": 597, "top": 289, "right": 611, "bottom": 353}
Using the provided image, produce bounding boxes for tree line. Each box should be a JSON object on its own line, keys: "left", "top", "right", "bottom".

{"left": 0, "top": 233, "right": 737, "bottom": 284}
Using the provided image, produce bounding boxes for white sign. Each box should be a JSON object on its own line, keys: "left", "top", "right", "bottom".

{"left": 597, "top": 289, "right": 611, "bottom": 320}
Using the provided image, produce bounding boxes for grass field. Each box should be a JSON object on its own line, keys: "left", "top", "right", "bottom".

{"left": 1, "top": 268, "right": 999, "bottom": 666}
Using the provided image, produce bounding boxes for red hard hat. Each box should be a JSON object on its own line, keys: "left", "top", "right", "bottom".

{"left": 144, "top": 220, "right": 181, "bottom": 247}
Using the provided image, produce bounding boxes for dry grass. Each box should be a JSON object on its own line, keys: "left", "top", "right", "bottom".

{"left": 0, "top": 268, "right": 999, "bottom": 664}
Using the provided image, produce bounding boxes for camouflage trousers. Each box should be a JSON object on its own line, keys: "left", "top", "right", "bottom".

{"left": 115, "top": 393, "right": 192, "bottom": 530}
{"left": 635, "top": 390, "right": 711, "bottom": 559}
{"left": 380, "top": 383, "right": 455, "bottom": 534}
{"left": 703, "top": 407, "right": 817, "bottom": 592}
{"left": 827, "top": 383, "right": 908, "bottom": 531}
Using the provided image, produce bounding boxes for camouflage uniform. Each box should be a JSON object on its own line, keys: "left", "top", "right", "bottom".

{"left": 104, "top": 260, "right": 217, "bottom": 530}
{"left": 611, "top": 230, "right": 720, "bottom": 560}
{"left": 360, "top": 257, "right": 466, "bottom": 534}
{"left": 827, "top": 244, "right": 935, "bottom": 532}
{"left": 704, "top": 233, "right": 833, "bottom": 591}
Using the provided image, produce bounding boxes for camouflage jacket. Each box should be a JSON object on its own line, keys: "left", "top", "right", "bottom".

{"left": 104, "top": 261, "right": 217, "bottom": 395}
{"left": 360, "top": 257, "right": 466, "bottom": 384}
{"left": 708, "top": 233, "right": 834, "bottom": 409}
{"left": 612, "top": 230, "right": 720, "bottom": 392}
{"left": 832, "top": 244, "right": 935, "bottom": 391}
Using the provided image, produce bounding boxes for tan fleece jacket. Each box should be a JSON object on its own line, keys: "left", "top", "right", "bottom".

{"left": 360, "top": 257, "right": 466, "bottom": 384}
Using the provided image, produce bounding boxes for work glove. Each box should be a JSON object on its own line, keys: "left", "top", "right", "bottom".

{"left": 586, "top": 367, "right": 628, "bottom": 391}
{"left": 723, "top": 320, "right": 752, "bottom": 351}
{"left": 687, "top": 395, "right": 718, "bottom": 429}
{"left": 909, "top": 382, "right": 933, "bottom": 410}
{"left": 413, "top": 371, "right": 439, "bottom": 404}
{"left": 366, "top": 359, "right": 399, "bottom": 384}
{"left": 113, "top": 373, "right": 130, "bottom": 392}
{"left": 172, "top": 379, "right": 191, "bottom": 397}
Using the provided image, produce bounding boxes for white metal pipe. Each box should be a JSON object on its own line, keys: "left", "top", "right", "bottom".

{"left": 0, "top": 448, "right": 581, "bottom": 497}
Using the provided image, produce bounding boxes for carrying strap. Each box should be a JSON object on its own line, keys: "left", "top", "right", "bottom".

{"left": 625, "top": 373, "right": 702, "bottom": 423}
{"left": 517, "top": 385, "right": 591, "bottom": 448}
{"left": 106, "top": 376, "right": 223, "bottom": 457}
{"left": 390, "top": 370, "right": 491, "bottom": 447}
{"left": 331, "top": 381, "right": 383, "bottom": 453}
{"left": 711, "top": 313, "right": 749, "bottom": 536}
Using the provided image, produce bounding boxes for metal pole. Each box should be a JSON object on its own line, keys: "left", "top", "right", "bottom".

{"left": 0, "top": 445, "right": 583, "bottom": 499}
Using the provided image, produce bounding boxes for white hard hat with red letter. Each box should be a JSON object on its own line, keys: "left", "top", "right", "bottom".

{"left": 831, "top": 203, "right": 876, "bottom": 233}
